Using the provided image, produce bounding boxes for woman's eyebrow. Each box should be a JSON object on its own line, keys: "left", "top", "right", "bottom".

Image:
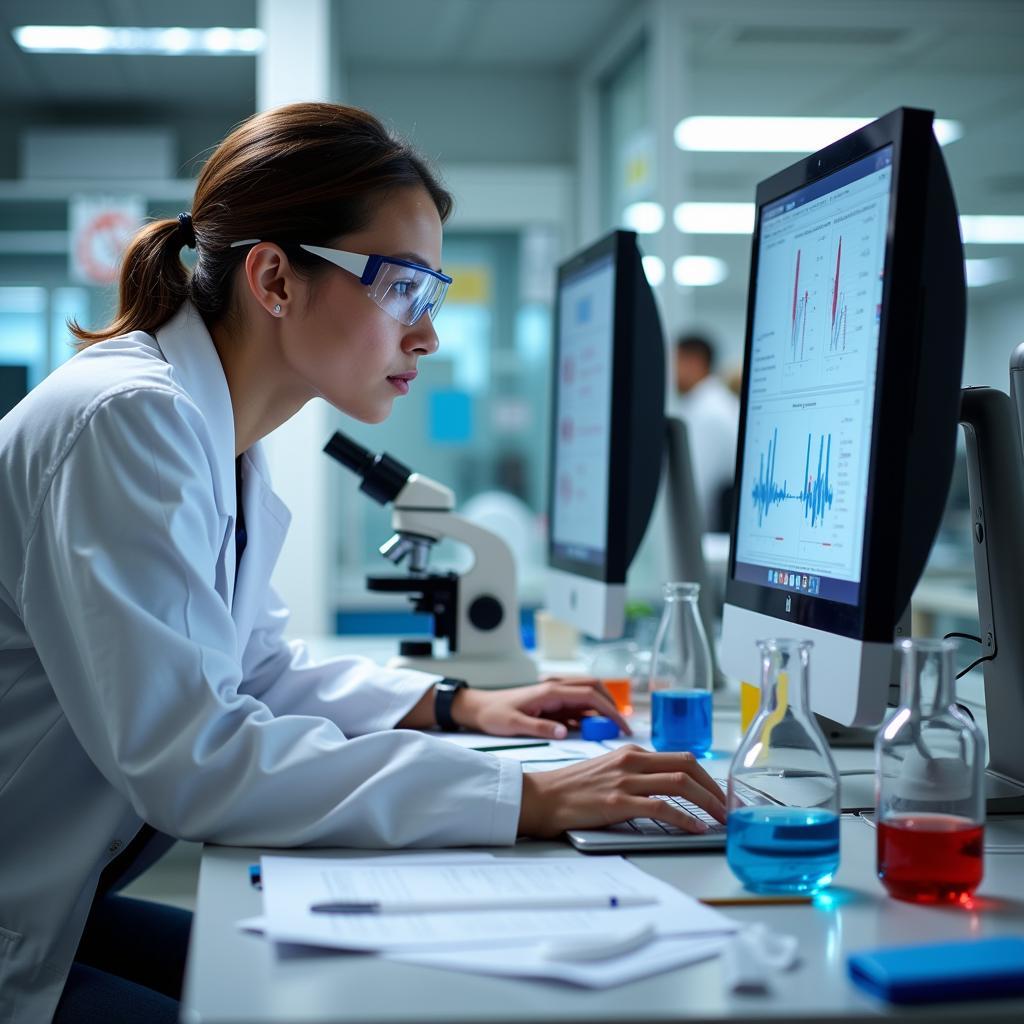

{"left": 392, "top": 251, "right": 441, "bottom": 272}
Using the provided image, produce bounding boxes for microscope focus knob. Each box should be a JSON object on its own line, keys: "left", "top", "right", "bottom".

{"left": 468, "top": 595, "right": 504, "bottom": 631}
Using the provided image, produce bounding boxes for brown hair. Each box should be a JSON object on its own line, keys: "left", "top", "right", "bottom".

{"left": 72, "top": 102, "right": 453, "bottom": 347}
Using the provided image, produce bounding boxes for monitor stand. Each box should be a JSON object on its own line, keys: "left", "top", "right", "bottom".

{"left": 663, "top": 416, "right": 728, "bottom": 691}
{"left": 960, "top": 369, "right": 1024, "bottom": 814}
{"left": 814, "top": 606, "right": 908, "bottom": 750}
{"left": 816, "top": 716, "right": 876, "bottom": 747}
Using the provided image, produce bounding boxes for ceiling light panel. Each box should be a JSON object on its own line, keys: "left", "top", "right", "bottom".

{"left": 641, "top": 255, "right": 666, "bottom": 287}
{"left": 622, "top": 202, "right": 665, "bottom": 234}
{"left": 12, "top": 26, "right": 265, "bottom": 56}
{"left": 960, "top": 216, "right": 1024, "bottom": 245}
{"left": 674, "top": 116, "right": 962, "bottom": 153}
{"left": 965, "top": 258, "right": 1011, "bottom": 287}
{"left": 673, "top": 256, "right": 729, "bottom": 287}
{"left": 674, "top": 203, "right": 755, "bottom": 235}
{"left": 673, "top": 206, "right": 1024, "bottom": 247}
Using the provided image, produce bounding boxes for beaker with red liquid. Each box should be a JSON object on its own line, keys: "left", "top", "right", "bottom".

{"left": 875, "top": 639, "right": 986, "bottom": 903}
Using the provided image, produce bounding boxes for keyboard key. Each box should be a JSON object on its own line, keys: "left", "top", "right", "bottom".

{"left": 604, "top": 820, "right": 642, "bottom": 834}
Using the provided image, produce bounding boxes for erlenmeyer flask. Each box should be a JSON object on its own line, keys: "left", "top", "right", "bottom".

{"left": 727, "top": 639, "right": 840, "bottom": 893}
{"left": 876, "top": 637, "right": 985, "bottom": 903}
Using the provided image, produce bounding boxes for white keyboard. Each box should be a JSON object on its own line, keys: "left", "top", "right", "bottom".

{"left": 609, "top": 794, "right": 726, "bottom": 836}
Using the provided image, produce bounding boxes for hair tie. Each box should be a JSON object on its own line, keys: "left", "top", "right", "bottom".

{"left": 176, "top": 212, "right": 197, "bottom": 250}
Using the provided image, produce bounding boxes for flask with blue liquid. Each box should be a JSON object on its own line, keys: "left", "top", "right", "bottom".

{"left": 726, "top": 639, "right": 840, "bottom": 893}
{"left": 647, "top": 582, "right": 713, "bottom": 756}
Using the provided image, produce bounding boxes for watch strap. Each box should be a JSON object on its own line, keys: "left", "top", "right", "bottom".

{"left": 434, "top": 678, "right": 469, "bottom": 732}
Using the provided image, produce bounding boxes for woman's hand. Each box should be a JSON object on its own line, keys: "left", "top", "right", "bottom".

{"left": 517, "top": 746, "right": 727, "bottom": 838}
{"left": 451, "top": 677, "right": 631, "bottom": 739}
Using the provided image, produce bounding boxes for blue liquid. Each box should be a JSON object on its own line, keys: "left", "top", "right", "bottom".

{"left": 727, "top": 806, "right": 840, "bottom": 893}
{"left": 651, "top": 690, "right": 712, "bottom": 755}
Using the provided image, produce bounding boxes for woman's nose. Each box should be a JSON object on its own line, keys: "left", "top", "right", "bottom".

{"left": 406, "top": 312, "right": 440, "bottom": 355}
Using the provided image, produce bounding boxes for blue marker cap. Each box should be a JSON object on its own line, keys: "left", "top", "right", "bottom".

{"left": 581, "top": 715, "right": 621, "bottom": 741}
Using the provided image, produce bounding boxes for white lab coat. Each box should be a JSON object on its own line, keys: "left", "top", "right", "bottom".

{"left": 0, "top": 302, "right": 521, "bottom": 1023}
{"left": 673, "top": 375, "right": 740, "bottom": 532}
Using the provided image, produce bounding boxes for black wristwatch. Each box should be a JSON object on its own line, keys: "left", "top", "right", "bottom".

{"left": 434, "top": 678, "right": 469, "bottom": 732}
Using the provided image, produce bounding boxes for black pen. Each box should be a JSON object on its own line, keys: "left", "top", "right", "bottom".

{"left": 470, "top": 741, "right": 550, "bottom": 753}
{"left": 310, "top": 894, "right": 657, "bottom": 915}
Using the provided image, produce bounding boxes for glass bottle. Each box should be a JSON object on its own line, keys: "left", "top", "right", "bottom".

{"left": 647, "top": 582, "right": 713, "bottom": 755}
{"left": 586, "top": 641, "right": 639, "bottom": 716}
{"left": 876, "top": 638, "right": 985, "bottom": 903}
{"left": 727, "top": 639, "right": 840, "bottom": 893}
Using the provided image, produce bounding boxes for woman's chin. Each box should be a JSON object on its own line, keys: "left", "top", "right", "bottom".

{"left": 336, "top": 399, "right": 393, "bottom": 425}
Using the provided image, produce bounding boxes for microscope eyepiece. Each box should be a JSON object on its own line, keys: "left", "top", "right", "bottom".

{"left": 323, "top": 431, "right": 412, "bottom": 506}
{"left": 323, "top": 431, "right": 373, "bottom": 475}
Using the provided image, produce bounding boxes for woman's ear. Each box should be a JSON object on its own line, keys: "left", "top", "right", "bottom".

{"left": 243, "top": 243, "right": 292, "bottom": 318}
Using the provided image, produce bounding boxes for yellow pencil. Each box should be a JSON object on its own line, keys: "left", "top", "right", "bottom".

{"left": 699, "top": 895, "right": 813, "bottom": 907}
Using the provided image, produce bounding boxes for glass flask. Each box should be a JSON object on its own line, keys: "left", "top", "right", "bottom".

{"left": 727, "top": 639, "right": 840, "bottom": 893}
{"left": 876, "top": 638, "right": 986, "bottom": 903}
{"left": 586, "top": 641, "right": 638, "bottom": 716}
{"left": 647, "top": 582, "right": 713, "bottom": 755}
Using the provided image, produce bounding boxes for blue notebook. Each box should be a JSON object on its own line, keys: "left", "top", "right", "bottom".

{"left": 848, "top": 937, "right": 1024, "bottom": 1004}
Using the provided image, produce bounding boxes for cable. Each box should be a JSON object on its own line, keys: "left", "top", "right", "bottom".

{"left": 956, "top": 652, "right": 994, "bottom": 680}
{"left": 942, "top": 631, "right": 992, "bottom": 678}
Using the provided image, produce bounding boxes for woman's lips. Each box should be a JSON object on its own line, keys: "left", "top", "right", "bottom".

{"left": 387, "top": 373, "right": 416, "bottom": 395}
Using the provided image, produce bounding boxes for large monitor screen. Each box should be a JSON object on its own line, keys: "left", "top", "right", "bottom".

{"left": 550, "top": 254, "right": 616, "bottom": 570}
{"left": 733, "top": 145, "right": 894, "bottom": 607}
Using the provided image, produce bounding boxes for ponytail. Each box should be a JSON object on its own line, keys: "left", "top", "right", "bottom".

{"left": 70, "top": 218, "right": 193, "bottom": 347}
{"left": 71, "top": 102, "right": 453, "bottom": 350}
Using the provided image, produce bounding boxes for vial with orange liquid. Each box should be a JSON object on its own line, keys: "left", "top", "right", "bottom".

{"left": 586, "top": 641, "right": 637, "bottom": 716}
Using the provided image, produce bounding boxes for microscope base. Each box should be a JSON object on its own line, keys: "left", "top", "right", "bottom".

{"left": 389, "top": 651, "right": 540, "bottom": 689}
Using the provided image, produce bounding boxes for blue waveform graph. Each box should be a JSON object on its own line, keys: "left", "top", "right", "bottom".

{"left": 801, "top": 433, "right": 834, "bottom": 526}
{"left": 751, "top": 428, "right": 795, "bottom": 527}
{"left": 750, "top": 428, "right": 835, "bottom": 528}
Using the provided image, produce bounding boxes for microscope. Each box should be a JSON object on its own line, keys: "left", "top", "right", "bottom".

{"left": 324, "top": 431, "right": 539, "bottom": 689}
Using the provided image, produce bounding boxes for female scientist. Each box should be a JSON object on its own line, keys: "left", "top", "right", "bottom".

{"left": 0, "top": 103, "right": 725, "bottom": 1023}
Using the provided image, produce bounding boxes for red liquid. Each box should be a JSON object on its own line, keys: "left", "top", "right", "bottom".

{"left": 877, "top": 814, "right": 984, "bottom": 903}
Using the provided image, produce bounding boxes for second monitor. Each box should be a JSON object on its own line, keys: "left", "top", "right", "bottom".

{"left": 545, "top": 230, "right": 665, "bottom": 640}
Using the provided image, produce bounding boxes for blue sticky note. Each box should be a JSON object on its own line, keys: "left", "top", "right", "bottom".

{"left": 848, "top": 936, "right": 1024, "bottom": 1004}
{"left": 429, "top": 390, "right": 472, "bottom": 444}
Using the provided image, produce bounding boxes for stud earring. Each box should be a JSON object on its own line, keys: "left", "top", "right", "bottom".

{"left": 273, "top": 303, "right": 282, "bottom": 315}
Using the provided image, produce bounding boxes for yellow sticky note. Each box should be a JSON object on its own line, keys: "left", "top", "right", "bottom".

{"left": 740, "top": 681, "right": 760, "bottom": 731}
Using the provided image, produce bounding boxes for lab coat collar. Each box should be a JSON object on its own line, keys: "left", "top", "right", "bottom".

{"left": 153, "top": 302, "right": 236, "bottom": 517}
{"left": 152, "top": 302, "right": 291, "bottom": 631}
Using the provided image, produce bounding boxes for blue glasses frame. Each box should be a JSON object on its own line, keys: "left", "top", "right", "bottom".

{"left": 229, "top": 239, "right": 453, "bottom": 325}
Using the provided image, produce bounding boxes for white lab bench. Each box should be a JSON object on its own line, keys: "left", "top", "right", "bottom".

{"left": 181, "top": 691, "right": 1024, "bottom": 1024}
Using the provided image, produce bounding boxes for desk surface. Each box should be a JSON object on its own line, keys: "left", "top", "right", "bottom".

{"left": 183, "top": 813, "right": 1024, "bottom": 1024}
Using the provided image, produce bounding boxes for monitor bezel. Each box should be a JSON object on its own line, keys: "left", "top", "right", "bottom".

{"left": 547, "top": 231, "right": 637, "bottom": 585}
{"left": 725, "top": 108, "right": 945, "bottom": 642}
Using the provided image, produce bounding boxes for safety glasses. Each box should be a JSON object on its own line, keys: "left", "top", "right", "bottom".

{"left": 230, "top": 240, "right": 452, "bottom": 326}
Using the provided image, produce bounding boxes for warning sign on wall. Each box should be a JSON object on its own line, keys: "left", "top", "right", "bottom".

{"left": 69, "top": 195, "right": 145, "bottom": 286}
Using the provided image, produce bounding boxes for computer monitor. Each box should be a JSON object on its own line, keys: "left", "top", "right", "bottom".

{"left": 721, "top": 107, "right": 966, "bottom": 726}
{"left": 545, "top": 230, "right": 665, "bottom": 639}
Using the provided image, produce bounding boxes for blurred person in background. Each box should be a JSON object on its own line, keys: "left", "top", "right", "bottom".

{"left": 673, "top": 332, "right": 740, "bottom": 533}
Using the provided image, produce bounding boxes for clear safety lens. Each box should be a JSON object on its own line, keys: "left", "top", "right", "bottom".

{"left": 368, "top": 260, "right": 449, "bottom": 326}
